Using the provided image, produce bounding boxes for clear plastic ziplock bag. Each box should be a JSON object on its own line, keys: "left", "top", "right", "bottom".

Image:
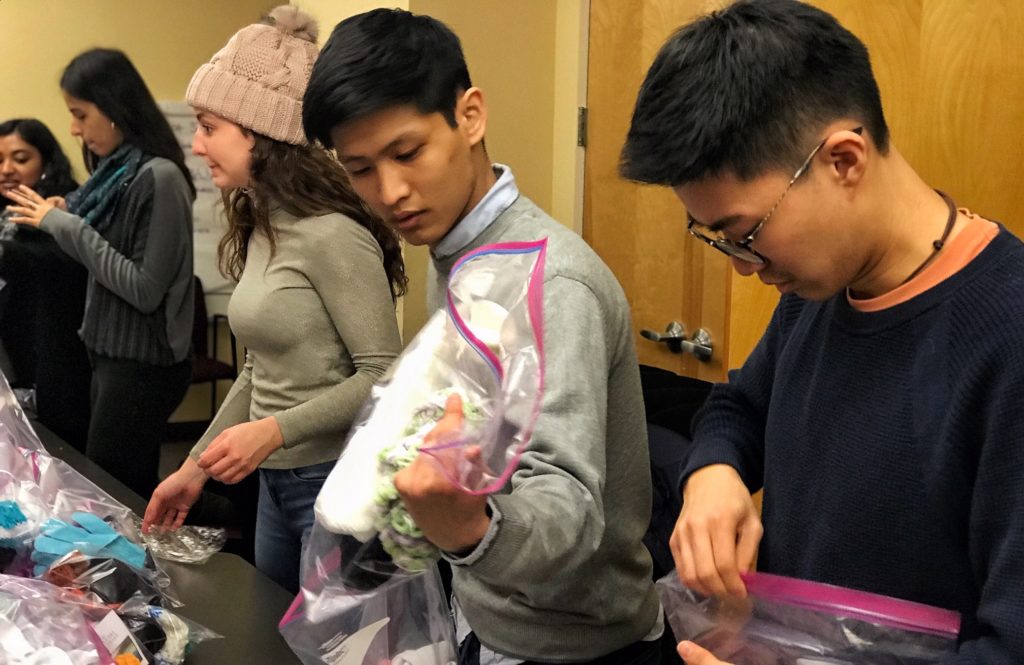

{"left": 0, "top": 371, "right": 177, "bottom": 606}
{"left": 279, "top": 544, "right": 457, "bottom": 665}
{"left": 0, "top": 572, "right": 128, "bottom": 665}
{"left": 314, "top": 240, "right": 546, "bottom": 571}
{"left": 657, "top": 571, "right": 960, "bottom": 664}
{"left": 117, "top": 596, "right": 222, "bottom": 665}
{"left": 0, "top": 371, "right": 45, "bottom": 456}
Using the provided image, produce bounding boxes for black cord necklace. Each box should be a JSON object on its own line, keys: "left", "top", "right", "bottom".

{"left": 900, "top": 190, "right": 958, "bottom": 285}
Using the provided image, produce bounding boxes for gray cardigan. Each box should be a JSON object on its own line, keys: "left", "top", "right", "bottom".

{"left": 40, "top": 157, "right": 194, "bottom": 365}
{"left": 428, "top": 195, "right": 660, "bottom": 661}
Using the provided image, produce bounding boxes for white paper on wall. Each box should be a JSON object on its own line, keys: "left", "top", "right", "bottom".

{"left": 159, "top": 101, "right": 235, "bottom": 311}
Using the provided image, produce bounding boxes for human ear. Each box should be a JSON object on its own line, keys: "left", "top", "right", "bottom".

{"left": 457, "top": 87, "right": 488, "bottom": 147}
{"left": 824, "top": 127, "right": 868, "bottom": 185}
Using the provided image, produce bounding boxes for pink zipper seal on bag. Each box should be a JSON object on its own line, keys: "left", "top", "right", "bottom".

{"left": 741, "top": 571, "right": 961, "bottom": 638}
{"left": 431, "top": 239, "right": 548, "bottom": 495}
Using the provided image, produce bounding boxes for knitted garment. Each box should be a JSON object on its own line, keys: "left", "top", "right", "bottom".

{"left": 186, "top": 5, "right": 319, "bottom": 144}
{"left": 682, "top": 226, "right": 1024, "bottom": 662}
{"left": 65, "top": 144, "right": 144, "bottom": 231}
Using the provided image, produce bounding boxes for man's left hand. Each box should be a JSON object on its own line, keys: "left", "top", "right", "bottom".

{"left": 678, "top": 641, "right": 733, "bottom": 665}
{"left": 394, "top": 394, "right": 491, "bottom": 553}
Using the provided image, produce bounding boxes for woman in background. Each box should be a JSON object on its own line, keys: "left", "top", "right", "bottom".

{"left": 141, "top": 6, "right": 406, "bottom": 593}
{"left": 7, "top": 50, "right": 195, "bottom": 498}
{"left": 0, "top": 118, "right": 90, "bottom": 449}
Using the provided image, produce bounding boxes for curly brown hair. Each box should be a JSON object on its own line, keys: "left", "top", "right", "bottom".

{"left": 218, "top": 134, "right": 407, "bottom": 299}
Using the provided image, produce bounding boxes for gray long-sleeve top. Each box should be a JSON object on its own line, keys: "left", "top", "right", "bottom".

{"left": 427, "top": 194, "right": 660, "bottom": 661}
{"left": 190, "top": 207, "right": 402, "bottom": 469}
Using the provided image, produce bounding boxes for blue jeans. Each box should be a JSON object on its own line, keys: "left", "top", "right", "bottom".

{"left": 255, "top": 460, "right": 335, "bottom": 594}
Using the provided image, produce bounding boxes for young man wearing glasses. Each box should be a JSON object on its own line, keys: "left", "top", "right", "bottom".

{"left": 622, "top": 1, "right": 1024, "bottom": 663}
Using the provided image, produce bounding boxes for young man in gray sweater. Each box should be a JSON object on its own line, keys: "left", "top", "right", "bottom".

{"left": 303, "top": 9, "right": 663, "bottom": 665}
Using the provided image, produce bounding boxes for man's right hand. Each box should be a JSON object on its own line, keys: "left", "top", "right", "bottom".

{"left": 142, "top": 457, "right": 208, "bottom": 534}
{"left": 671, "top": 464, "right": 763, "bottom": 597}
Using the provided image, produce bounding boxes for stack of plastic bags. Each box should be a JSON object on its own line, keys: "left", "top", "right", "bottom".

{"left": 0, "top": 371, "right": 219, "bottom": 664}
{"left": 280, "top": 240, "right": 548, "bottom": 664}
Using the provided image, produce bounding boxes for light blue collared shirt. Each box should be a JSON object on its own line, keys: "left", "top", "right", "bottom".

{"left": 432, "top": 163, "right": 518, "bottom": 260}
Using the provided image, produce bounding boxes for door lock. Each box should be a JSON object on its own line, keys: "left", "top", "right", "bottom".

{"left": 640, "top": 321, "right": 713, "bottom": 361}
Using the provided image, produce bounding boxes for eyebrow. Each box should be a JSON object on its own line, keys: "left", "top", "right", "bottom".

{"left": 687, "top": 212, "right": 746, "bottom": 233}
{"left": 338, "top": 132, "right": 420, "bottom": 163}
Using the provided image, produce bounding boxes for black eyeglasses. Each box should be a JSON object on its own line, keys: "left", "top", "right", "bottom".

{"left": 687, "top": 127, "right": 864, "bottom": 264}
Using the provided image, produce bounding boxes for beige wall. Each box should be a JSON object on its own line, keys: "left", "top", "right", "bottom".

{"left": 299, "top": 0, "right": 409, "bottom": 41}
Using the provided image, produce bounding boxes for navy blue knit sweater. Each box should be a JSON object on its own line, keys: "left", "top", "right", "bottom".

{"left": 682, "top": 226, "right": 1024, "bottom": 662}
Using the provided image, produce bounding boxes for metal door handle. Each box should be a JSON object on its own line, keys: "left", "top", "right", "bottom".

{"left": 640, "top": 321, "right": 713, "bottom": 361}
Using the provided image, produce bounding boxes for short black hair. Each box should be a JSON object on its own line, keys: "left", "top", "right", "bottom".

{"left": 620, "top": 0, "right": 889, "bottom": 186}
{"left": 0, "top": 118, "right": 78, "bottom": 198}
{"left": 61, "top": 48, "right": 195, "bottom": 195}
{"left": 303, "top": 8, "right": 471, "bottom": 147}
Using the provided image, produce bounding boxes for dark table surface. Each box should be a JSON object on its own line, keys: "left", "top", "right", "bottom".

{"left": 30, "top": 419, "right": 302, "bottom": 664}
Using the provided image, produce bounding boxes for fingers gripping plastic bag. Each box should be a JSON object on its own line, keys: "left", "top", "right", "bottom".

{"left": 314, "top": 240, "right": 547, "bottom": 570}
{"left": 657, "top": 572, "right": 961, "bottom": 664}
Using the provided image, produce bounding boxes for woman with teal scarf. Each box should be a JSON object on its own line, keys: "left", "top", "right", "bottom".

{"left": 7, "top": 49, "right": 196, "bottom": 499}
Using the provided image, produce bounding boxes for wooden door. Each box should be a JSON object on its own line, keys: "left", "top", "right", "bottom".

{"left": 585, "top": 0, "right": 1024, "bottom": 382}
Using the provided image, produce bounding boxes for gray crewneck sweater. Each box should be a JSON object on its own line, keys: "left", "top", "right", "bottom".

{"left": 428, "top": 195, "right": 659, "bottom": 661}
{"left": 190, "top": 207, "right": 402, "bottom": 469}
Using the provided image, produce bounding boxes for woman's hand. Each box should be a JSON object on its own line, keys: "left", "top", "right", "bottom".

{"left": 143, "top": 458, "right": 208, "bottom": 533}
{"left": 5, "top": 185, "right": 55, "bottom": 227}
{"left": 197, "top": 417, "right": 285, "bottom": 484}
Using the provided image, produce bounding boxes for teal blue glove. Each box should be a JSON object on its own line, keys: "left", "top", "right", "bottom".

{"left": 32, "top": 511, "right": 146, "bottom": 575}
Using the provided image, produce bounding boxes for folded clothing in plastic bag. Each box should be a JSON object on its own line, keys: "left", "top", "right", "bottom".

{"left": 658, "top": 571, "right": 960, "bottom": 664}
{"left": 315, "top": 240, "right": 547, "bottom": 573}
{"left": 282, "top": 242, "right": 549, "bottom": 663}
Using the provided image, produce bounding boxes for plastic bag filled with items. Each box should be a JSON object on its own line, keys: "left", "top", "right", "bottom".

{"left": 0, "top": 370, "right": 173, "bottom": 602}
{"left": 281, "top": 240, "right": 548, "bottom": 664}
{"left": 657, "top": 571, "right": 961, "bottom": 664}
{"left": 0, "top": 370, "right": 222, "bottom": 661}
{"left": 0, "top": 573, "right": 111, "bottom": 665}
{"left": 315, "top": 239, "right": 547, "bottom": 572}
{"left": 0, "top": 573, "right": 219, "bottom": 665}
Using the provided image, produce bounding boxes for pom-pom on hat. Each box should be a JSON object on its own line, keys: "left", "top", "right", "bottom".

{"left": 186, "top": 5, "right": 319, "bottom": 145}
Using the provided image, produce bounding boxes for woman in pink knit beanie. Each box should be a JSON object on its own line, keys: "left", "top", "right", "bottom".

{"left": 143, "top": 5, "right": 407, "bottom": 594}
